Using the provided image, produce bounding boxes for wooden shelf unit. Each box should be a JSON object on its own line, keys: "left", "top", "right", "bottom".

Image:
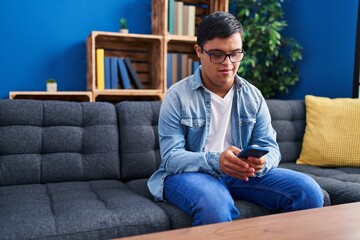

{"left": 157, "top": 0, "right": 228, "bottom": 89}
{"left": 9, "top": 91, "right": 93, "bottom": 102}
{"left": 8, "top": 1, "right": 228, "bottom": 103}
{"left": 164, "top": 35, "right": 198, "bottom": 89}
{"left": 152, "top": 0, "right": 229, "bottom": 36}
{"left": 85, "top": 0, "right": 228, "bottom": 101}
{"left": 86, "top": 31, "right": 165, "bottom": 97}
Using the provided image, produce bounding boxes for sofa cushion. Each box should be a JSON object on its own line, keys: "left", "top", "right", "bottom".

{"left": 297, "top": 95, "right": 360, "bottom": 167}
{"left": 155, "top": 202, "right": 193, "bottom": 229}
{"left": 280, "top": 163, "right": 360, "bottom": 205}
{"left": 0, "top": 180, "right": 170, "bottom": 239}
{"left": 266, "top": 100, "right": 305, "bottom": 163}
{"left": 116, "top": 101, "right": 162, "bottom": 181}
{"left": 0, "top": 100, "right": 120, "bottom": 186}
{"left": 154, "top": 200, "right": 273, "bottom": 230}
{"left": 126, "top": 178, "right": 154, "bottom": 199}
{"left": 125, "top": 178, "right": 276, "bottom": 229}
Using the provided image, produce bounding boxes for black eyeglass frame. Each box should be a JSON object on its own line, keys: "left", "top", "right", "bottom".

{"left": 201, "top": 47, "right": 246, "bottom": 64}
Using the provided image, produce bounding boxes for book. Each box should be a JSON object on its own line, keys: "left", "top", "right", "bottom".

{"left": 183, "top": 5, "right": 189, "bottom": 35}
{"left": 118, "top": 58, "right": 131, "bottom": 89}
{"left": 187, "top": 57, "right": 193, "bottom": 76}
{"left": 168, "top": 0, "right": 175, "bottom": 34}
{"left": 171, "top": 53, "right": 178, "bottom": 85}
{"left": 178, "top": 53, "right": 184, "bottom": 82}
{"left": 181, "top": 54, "right": 188, "bottom": 79}
{"left": 110, "top": 57, "right": 119, "bottom": 89}
{"left": 192, "top": 60, "right": 200, "bottom": 73}
{"left": 104, "top": 57, "right": 111, "bottom": 89}
{"left": 124, "top": 58, "right": 144, "bottom": 89}
{"left": 174, "top": 1, "right": 183, "bottom": 35}
{"left": 96, "top": 49, "right": 105, "bottom": 90}
{"left": 167, "top": 53, "right": 172, "bottom": 88}
{"left": 188, "top": 5, "right": 196, "bottom": 36}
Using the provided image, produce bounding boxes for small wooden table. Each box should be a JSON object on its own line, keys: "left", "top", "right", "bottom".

{"left": 119, "top": 202, "right": 360, "bottom": 240}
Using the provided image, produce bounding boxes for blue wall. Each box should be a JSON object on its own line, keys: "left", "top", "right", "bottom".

{"left": 0, "top": 0, "right": 151, "bottom": 99}
{"left": 0, "top": 0, "right": 358, "bottom": 99}
{"left": 280, "top": 0, "right": 358, "bottom": 99}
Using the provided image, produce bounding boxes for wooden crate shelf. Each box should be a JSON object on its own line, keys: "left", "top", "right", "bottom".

{"left": 152, "top": 0, "right": 228, "bottom": 36}
{"left": 82, "top": 0, "right": 228, "bottom": 102}
{"left": 165, "top": 35, "right": 197, "bottom": 54}
{"left": 9, "top": 1, "right": 228, "bottom": 103}
{"left": 86, "top": 31, "right": 164, "bottom": 93}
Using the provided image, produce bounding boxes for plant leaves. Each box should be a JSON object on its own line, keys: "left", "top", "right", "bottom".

{"left": 231, "top": 0, "right": 302, "bottom": 98}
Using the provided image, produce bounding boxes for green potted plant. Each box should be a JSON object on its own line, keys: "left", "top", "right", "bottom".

{"left": 46, "top": 78, "right": 57, "bottom": 92}
{"left": 119, "top": 17, "right": 128, "bottom": 33}
{"left": 232, "top": 0, "right": 303, "bottom": 98}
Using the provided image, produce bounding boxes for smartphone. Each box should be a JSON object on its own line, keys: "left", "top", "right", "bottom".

{"left": 237, "top": 145, "right": 269, "bottom": 159}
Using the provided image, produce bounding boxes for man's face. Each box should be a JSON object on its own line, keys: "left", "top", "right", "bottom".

{"left": 195, "top": 32, "right": 243, "bottom": 97}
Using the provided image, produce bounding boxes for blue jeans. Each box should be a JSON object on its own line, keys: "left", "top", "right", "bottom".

{"left": 164, "top": 168, "right": 324, "bottom": 226}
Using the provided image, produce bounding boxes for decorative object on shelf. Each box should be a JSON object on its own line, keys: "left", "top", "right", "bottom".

{"left": 119, "top": 17, "right": 128, "bottom": 33}
{"left": 232, "top": 0, "right": 303, "bottom": 98}
{"left": 46, "top": 78, "right": 57, "bottom": 92}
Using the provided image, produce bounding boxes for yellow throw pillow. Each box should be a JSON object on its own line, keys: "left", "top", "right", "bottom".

{"left": 296, "top": 95, "right": 360, "bottom": 167}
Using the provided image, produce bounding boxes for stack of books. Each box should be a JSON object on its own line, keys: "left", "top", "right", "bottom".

{"left": 168, "top": 0, "right": 197, "bottom": 36}
{"left": 96, "top": 49, "right": 143, "bottom": 90}
{"left": 167, "top": 53, "right": 200, "bottom": 88}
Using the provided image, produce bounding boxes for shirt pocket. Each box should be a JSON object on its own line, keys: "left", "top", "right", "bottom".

{"left": 240, "top": 117, "right": 256, "bottom": 145}
{"left": 181, "top": 118, "right": 205, "bottom": 128}
{"left": 181, "top": 118, "right": 206, "bottom": 151}
{"left": 240, "top": 117, "right": 256, "bottom": 127}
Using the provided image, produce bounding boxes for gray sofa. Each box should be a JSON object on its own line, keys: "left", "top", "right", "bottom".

{"left": 0, "top": 99, "right": 359, "bottom": 239}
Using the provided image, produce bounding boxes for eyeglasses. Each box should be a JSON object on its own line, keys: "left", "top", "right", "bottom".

{"left": 201, "top": 47, "right": 246, "bottom": 64}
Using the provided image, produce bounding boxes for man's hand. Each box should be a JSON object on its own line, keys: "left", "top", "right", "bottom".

{"left": 219, "top": 146, "right": 256, "bottom": 181}
{"left": 245, "top": 156, "right": 266, "bottom": 172}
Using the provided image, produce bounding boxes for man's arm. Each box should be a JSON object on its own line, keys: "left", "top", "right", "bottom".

{"left": 158, "top": 91, "right": 221, "bottom": 177}
{"left": 248, "top": 97, "right": 281, "bottom": 177}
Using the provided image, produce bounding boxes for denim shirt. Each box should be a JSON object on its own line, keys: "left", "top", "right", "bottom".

{"left": 147, "top": 66, "right": 280, "bottom": 201}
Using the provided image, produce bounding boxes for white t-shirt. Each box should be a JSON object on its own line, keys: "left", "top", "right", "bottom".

{"left": 204, "top": 86, "right": 234, "bottom": 152}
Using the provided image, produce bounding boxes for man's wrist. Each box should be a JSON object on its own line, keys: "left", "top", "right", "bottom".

{"left": 206, "top": 151, "right": 222, "bottom": 174}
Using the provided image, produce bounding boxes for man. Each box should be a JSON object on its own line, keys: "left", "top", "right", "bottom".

{"left": 148, "top": 11, "right": 323, "bottom": 226}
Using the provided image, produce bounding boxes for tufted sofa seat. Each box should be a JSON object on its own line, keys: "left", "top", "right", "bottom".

{"left": 267, "top": 100, "right": 360, "bottom": 205}
{"left": 0, "top": 100, "right": 169, "bottom": 239}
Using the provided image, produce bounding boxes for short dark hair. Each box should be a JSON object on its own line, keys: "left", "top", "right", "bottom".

{"left": 197, "top": 11, "right": 243, "bottom": 47}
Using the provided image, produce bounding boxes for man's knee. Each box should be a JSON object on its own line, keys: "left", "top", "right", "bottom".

{"left": 192, "top": 191, "right": 239, "bottom": 225}
{"left": 164, "top": 173, "right": 240, "bottom": 225}
{"left": 271, "top": 169, "right": 324, "bottom": 211}
{"left": 296, "top": 174, "right": 324, "bottom": 209}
